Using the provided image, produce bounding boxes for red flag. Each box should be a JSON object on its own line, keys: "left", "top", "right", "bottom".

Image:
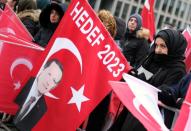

{"left": 0, "top": 38, "right": 43, "bottom": 114}
{"left": 174, "top": 83, "right": 191, "bottom": 131}
{"left": 109, "top": 73, "right": 168, "bottom": 131}
{"left": 14, "top": 0, "right": 130, "bottom": 130}
{"left": 0, "top": 4, "right": 33, "bottom": 41}
{"left": 182, "top": 26, "right": 191, "bottom": 72}
{"left": 141, "top": 0, "right": 155, "bottom": 41}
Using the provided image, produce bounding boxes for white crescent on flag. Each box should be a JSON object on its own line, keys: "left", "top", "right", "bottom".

{"left": 10, "top": 58, "right": 33, "bottom": 89}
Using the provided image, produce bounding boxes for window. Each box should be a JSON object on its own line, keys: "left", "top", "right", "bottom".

{"left": 165, "top": 17, "right": 170, "bottom": 23}
{"left": 175, "top": 1, "right": 182, "bottom": 16}
{"left": 114, "top": 1, "right": 122, "bottom": 17}
{"left": 122, "top": 3, "right": 129, "bottom": 20}
{"left": 180, "top": 2, "right": 187, "bottom": 18}
{"left": 130, "top": 6, "right": 137, "bottom": 15}
{"left": 172, "top": 19, "right": 177, "bottom": 27}
{"left": 155, "top": 0, "right": 161, "bottom": 10}
{"left": 168, "top": 0, "right": 175, "bottom": 14}
{"left": 177, "top": 21, "right": 182, "bottom": 29}
{"left": 162, "top": 0, "right": 168, "bottom": 11}
{"left": 157, "top": 15, "right": 164, "bottom": 29}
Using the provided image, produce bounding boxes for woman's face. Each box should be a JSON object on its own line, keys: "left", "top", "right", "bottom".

{"left": 50, "top": 9, "right": 60, "bottom": 24}
{"left": 155, "top": 37, "right": 168, "bottom": 55}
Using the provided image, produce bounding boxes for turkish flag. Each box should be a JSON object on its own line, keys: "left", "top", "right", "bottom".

{"left": 109, "top": 73, "right": 168, "bottom": 131}
{"left": 141, "top": 0, "right": 155, "bottom": 41}
{"left": 0, "top": 3, "right": 33, "bottom": 42}
{"left": 0, "top": 38, "right": 43, "bottom": 114}
{"left": 182, "top": 26, "right": 191, "bottom": 72}
{"left": 14, "top": 0, "right": 130, "bottom": 130}
{"left": 174, "top": 83, "right": 191, "bottom": 131}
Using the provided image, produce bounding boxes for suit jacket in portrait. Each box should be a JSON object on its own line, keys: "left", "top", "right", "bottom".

{"left": 14, "top": 77, "right": 47, "bottom": 131}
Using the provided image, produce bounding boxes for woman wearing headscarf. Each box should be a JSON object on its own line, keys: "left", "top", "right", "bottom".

{"left": 34, "top": 2, "right": 65, "bottom": 47}
{"left": 109, "top": 28, "right": 187, "bottom": 131}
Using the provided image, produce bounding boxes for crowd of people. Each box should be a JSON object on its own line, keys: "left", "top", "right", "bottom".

{"left": 0, "top": 0, "right": 190, "bottom": 131}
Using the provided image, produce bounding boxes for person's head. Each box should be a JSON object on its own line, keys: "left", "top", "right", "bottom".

{"left": 37, "top": 59, "right": 63, "bottom": 94}
{"left": 127, "top": 13, "right": 142, "bottom": 32}
{"left": 114, "top": 16, "right": 126, "bottom": 40}
{"left": 98, "top": 9, "right": 116, "bottom": 38}
{"left": 39, "top": 2, "right": 65, "bottom": 27}
{"left": 154, "top": 29, "right": 187, "bottom": 59}
{"left": 17, "top": 0, "right": 37, "bottom": 13}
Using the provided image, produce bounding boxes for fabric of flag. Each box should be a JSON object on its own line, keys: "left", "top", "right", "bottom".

{"left": 15, "top": 0, "right": 130, "bottom": 130}
{"left": 141, "top": 0, "right": 155, "bottom": 41}
{"left": 174, "top": 83, "right": 191, "bottom": 131}
{"left": 109, "top": 73, "right": 168, "bottom": 131}
{"left": 182, "top": 26, "right": 191, "bottom": 72}
{"left": 0, "top": 3, "right": 33, "bottom": 41}
{"left": 0, "top": 38, "right": 43, "bottom": 114}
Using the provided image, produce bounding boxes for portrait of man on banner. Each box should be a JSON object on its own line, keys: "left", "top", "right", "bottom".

{"left": 14, "top": 58, "right": 63, "bottom": 131}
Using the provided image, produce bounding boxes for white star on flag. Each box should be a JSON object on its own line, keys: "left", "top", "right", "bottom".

{"left": 14, "top": 81, "right": 21, "bottom": 90}
{"left": 68, "top": 85, "right": 90, "bottom": 112}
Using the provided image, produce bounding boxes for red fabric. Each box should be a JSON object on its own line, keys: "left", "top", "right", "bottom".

{"left": 182, "top": 27, "right": 191, "bottom": 72}
{"left": 141, "top": 0, "right": 155, "bottom": 41}
{"left": 16, "top": 0, "right": 131, "bottom": 130}
{"left": 0, "top": 38, "right": 43, "bottom": 114}
{"left": 0, "top": 4, "right": 33, "bottom": 41}
{"left": 109, "top": 77, "right": 168, "bottom": 131}
{"left": 174, "top": 83, "right": 191, "bottom": 131}
{"left": 109, "top": 92, "right": 123, "bottom": 119}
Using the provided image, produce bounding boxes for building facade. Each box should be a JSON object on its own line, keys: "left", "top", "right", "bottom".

{"left": 93, "top": 0, "right": 191, "bottom": 30}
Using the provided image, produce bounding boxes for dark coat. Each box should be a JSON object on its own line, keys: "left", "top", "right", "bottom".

{"left": 17, "top": 9, "right": 40, "bottom": 37}
{"left": 34, "top": 3, "right": 65, "bottom": 47}
{"left": 14, "top": 77, "right": 47, "bottom": 131}
{"left": 122, "top": 30, "right": 149, "bottom": 68}
{"left": 159, "top": 73, "right": 191, "bottom": 109}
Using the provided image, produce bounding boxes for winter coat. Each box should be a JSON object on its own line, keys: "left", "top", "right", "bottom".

{"left": 159, "top": 73, "right": 191, "bottom": 109}
{"left": 122, "top": 29, "right": 149, "bottom": 68}
{"left": 17, "top": 9, "right": 40, "bottom": 37}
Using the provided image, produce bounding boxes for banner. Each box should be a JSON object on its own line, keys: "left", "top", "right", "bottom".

{"left": 14, "top": 0, "right": 130, "bottom": 131}
{"left": 0, "top": 3, "right": 33, "bottom": 42}
{"left": 174, "top": 83, "right": 191, "bottom": 131}
{"left": 0, "top": 38, "right": 43, "bottom": 114}
{"left": 109, "top": 73, "right": 168, "bottom": 131}
{"left": 141, "top": 0, "right": 155, "bottom": 41}
{"left": 182, "top": 26, "right": 191, "bottom": 72}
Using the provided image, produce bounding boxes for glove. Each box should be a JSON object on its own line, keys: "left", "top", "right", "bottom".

{"left": 158, "top": 87, "right": 176, "bottom": 107}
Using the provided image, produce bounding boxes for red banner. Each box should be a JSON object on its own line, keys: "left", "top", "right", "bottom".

{"left": 0, "top": 4, "right": 33, "bottom": 42}
{"left": 174, "top": 83, "right": 191, "bottom": 131}
{"left": 14, "top": 0, "right": 130, "bottom": 130}
{"left": 182, "top": 26, "right": 191, "bottom": 72}
{"left": 141, "top": 0, "right": 155, "bottom": 41}
{"left": 0, "top": 38, "right": 43, "bottom": 114}
{"left": 109, "top": 74, "right": 168, "bottom": 131}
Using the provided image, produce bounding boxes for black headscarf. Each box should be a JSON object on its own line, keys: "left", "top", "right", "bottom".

{"left": 39, "top": 2, "right": 65, "bottom": 28}
{"left": 154, "top": 29, "right": 187, "bottom": 60}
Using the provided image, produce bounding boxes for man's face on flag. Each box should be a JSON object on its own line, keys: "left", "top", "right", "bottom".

{"left": 37, "top": 61, "right": 63, "bottom": 94}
